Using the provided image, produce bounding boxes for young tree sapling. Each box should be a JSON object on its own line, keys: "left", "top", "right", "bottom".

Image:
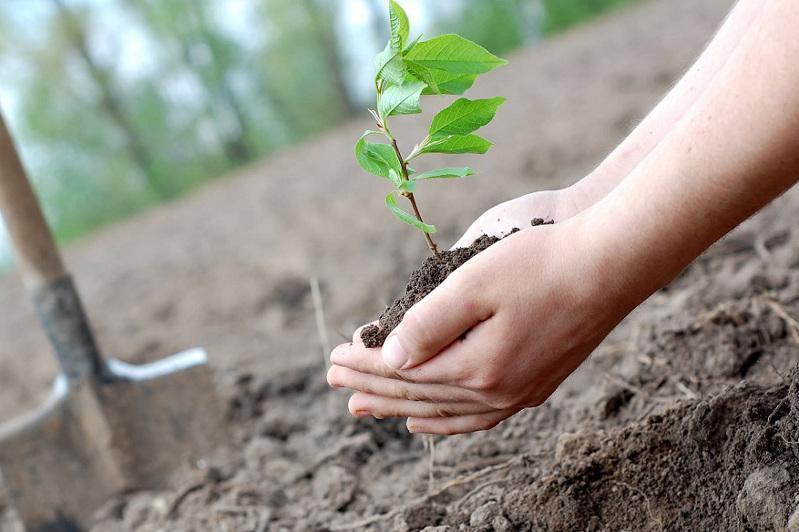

{"left": 355, "top": 0, "right": 508, "bottom": 258}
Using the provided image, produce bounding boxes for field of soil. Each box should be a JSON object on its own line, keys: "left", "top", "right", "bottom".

{"left": 3, "top": 0, "right": 799, "bottom": 530}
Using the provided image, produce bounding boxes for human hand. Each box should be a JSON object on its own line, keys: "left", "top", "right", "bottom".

{"left": 328, "top": 214, "right": 641, "bottom": 435}
{"left": 452, "top": 184, "right": 596, "bottom": 249}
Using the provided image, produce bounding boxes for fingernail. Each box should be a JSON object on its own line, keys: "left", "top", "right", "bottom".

{"left": 382, "top": 334, "right": 408, "bottom": 369}
{"left": 354, "top": 410, "right": 371, "bottom": 418}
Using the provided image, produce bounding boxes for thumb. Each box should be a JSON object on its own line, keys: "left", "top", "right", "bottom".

{"left": 382, "top": 270, "right": 491, "bottom": 370}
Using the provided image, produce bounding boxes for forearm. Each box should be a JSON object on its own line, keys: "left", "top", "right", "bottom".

{"left": 593, "top": 0, "right": 799, "bottom": 305}
{"left": 572, "top": 0, "right": 764, "bottom": 203}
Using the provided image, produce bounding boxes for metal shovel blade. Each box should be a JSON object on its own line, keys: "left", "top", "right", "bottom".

{"left": 0, "top": 348, "right": 226, "bottom": 532}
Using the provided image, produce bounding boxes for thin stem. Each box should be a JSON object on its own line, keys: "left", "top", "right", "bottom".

{"left": 389, "top": 136, "right": 440, "bottom": 257}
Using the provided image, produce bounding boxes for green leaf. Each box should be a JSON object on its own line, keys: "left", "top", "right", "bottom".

{"left": 405, "top": 34, "right": 507, "bottom": 75}
{"left": 388, "top": 168, "right": 403, "bottom": 189}
{"left": 404, "top": 34, "right": 422, "bottom": 54}
{"left": 388, "top": 0, "right": 409, "bottom": 52}
{"left": 375, "top": 0, "right": 411, "bottom": 85}
{"left": 419, "top": 68, "right": 477, "bottom": 95}
{"left": 420, "top": 134, "right": 493, "bottom": 155}
{"left": 355, "top": 132, "right": 403, "bottom": 179}
{"left": 375, "top": 43, "right": 406, "bottom": 85}
{"left": 429, "top": 97, "right": 505, "bottom": 137}
{"left": 405, "top": 61, "right": 439, "bottom": 94}
{"left": 398, "top": 179, "right": 417, "bottom": 194}
{"left": 412, "top": 167, "right": 476, "bottom": 180}
{"left": 379, "top": 79, "right": 425, "bottom": 119}
{"left": 405, "top": 62, "right": 477, "bottom": 96}
{"left": 385, "top": 192, "right": 436, "bottom": 234}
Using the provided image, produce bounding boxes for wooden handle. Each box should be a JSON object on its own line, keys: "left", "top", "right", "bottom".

{"left": 0, "top": 111, "right": 66, "bottom": 288}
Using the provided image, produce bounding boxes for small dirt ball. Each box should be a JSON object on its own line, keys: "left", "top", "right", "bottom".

{"left": 470, "top": 501, "right": 503, "bottom": 530}
{"left": 735, "top": 464, "right": 792, "bottom": 531}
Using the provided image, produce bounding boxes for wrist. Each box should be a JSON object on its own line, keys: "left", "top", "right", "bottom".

{"left": 561, "top": 164, "right": 627, "bottom": 220}
{"left": 576, "top": 177, "right": 706, "bottom": 313}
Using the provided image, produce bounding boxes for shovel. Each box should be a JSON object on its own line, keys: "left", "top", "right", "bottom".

{"left": 0, "top": 113, "right": 226, "bottom": 532}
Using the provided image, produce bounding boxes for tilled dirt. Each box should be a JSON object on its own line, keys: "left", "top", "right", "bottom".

{"left": 5, "top": 0, "right": 799, "bottom": 530}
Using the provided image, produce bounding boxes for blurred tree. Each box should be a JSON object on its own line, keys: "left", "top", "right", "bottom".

{"left": 430, "top": 0, "right": 531, "bottom": 55}
{"left": 121, "top": 0, "right": 263, "bottom": 166}
{"left": 296, "top": 0, "right": 358, "bottom": 118}
{"left": 184, "top": 0, "right": 255, "bottom": 163}
{"left": 257, "top": 0, "right": 346, "bottom": 136}
{"left": 50, "top": 0, "right": 174, "bottom": 198}
{"left": 541, "top": 0, "right": 637, "bottom": 35}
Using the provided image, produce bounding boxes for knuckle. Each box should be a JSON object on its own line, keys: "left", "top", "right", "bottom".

{"left": 470, "top": 371, "right": 501, "bottom": 393}
{"left": 433, "top": 405, "right": 458, "bottom": 418}
{"left": 476, "top": 417, "right": 502, "bottom": 433}
{"left": 528, "top": 395, "right": 546, "bottom": 408}
{"left": 461, "top": 295, "right": 482, "bottom": 317}
{"left": 436, "top": 424, "right": 459, "bottom": 436}
{"left": 401, "top": 308, "right": 435, "bottom": 352}
{"left": 485, "top": 393, "right": 516, "bottom": 411}
{"left": 450, "top": 368, "right": 471, "bottom": 388}
{"left": 396, "top": 385, "right": 422, "bottom": 402}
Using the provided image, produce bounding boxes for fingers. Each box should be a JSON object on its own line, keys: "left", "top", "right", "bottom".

{"left": 327, "top": 365, "right": 483, "bottom": 404}
{"left": 332, "top": 293, "right": 504, "bottom": 387}
{"left": 381, "top": 268, "right": 493, "bottom": 371}
{"left": 347, "top": 392, "right": 496, "bottom": 419}
{"left": 395, "top": 315, "right": 502, "bottom": 387}
{"left": 331, "top": 342, "right": 401, "bottom": 379}
{"left": 406, "top": 409, "right": 518, "bottom": 436}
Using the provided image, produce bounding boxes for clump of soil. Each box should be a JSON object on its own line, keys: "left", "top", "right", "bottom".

{"left": 362, "top": 218, "right": 553, "bottom": 348}
{"left": 360, "top": 234, "right": 502, "bottom": 348}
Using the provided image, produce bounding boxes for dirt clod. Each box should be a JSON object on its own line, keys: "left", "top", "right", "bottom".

{"left": 361, "top": 234, "right": 503, "bottom": 348}
{"left": 736, "top": 464, "right": 793, "bottom": 531}
{"left": 469, "top": 501, "right": 502, "bottom": 530}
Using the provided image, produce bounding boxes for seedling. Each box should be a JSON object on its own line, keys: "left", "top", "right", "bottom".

{"left": 355, "top": 0, "right": 508, "bottom": 258}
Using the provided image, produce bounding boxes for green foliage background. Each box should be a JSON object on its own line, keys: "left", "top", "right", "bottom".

{"left": 0, "top": 0, "right": 639, "bottom": 262}
{"left": 542, "top": 0, "right": 640, "bottom": 34}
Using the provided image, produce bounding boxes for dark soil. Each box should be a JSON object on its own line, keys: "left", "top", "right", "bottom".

{"left": 360, "top": 234, "right": 503, "bottom": 348}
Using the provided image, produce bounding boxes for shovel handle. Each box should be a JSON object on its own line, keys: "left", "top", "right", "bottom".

{"left": 0, "top": 111, "right": 106, "bottom": 381}
{"left": 0, "top": 112, "right": 66, "bottom": 289}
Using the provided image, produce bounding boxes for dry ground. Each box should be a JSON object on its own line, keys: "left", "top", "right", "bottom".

{"left": 3, "top": 0, "right": 799, "bottom": 530}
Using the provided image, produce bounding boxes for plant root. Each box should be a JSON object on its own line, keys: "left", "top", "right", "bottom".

{"left": 610, "top": 480, "right": 663, "bottom": 531}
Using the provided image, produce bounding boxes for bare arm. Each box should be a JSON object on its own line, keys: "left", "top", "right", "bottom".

{"left": 455, "top": 0, "right": 765, "bottom": 246}
{"left": 573, "top": 0, "right": 765, "bottom": 203}
{"left": 594, "top": 0, "right": 799, "bottom": 303}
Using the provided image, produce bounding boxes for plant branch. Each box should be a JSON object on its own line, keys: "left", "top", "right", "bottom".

{"left": 388, "top": 136, "right": 440, "bottom": 257}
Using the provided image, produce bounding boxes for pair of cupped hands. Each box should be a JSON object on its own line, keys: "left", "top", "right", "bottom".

{"left": 327, "top": 185, "right": 627, "bottom": 435}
